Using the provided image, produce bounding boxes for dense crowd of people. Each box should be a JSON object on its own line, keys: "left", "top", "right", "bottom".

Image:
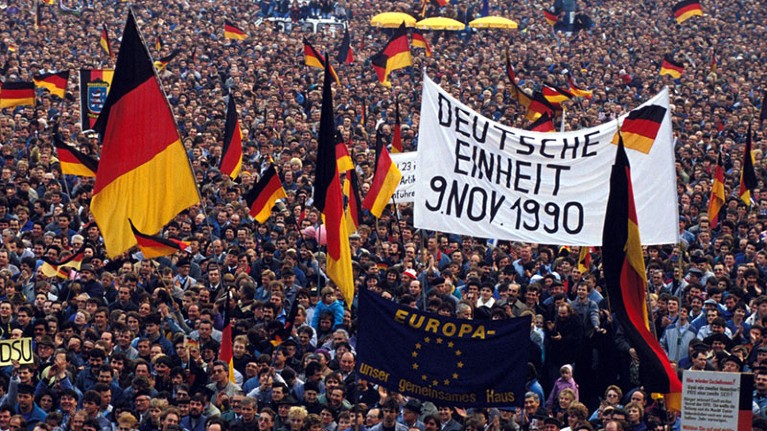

{"left": 0, "top": 0, "right": 767, "bottom": 430}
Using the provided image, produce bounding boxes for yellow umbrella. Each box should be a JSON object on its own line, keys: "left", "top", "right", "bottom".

{"left": 370, "top": 12, "right": 417, "bottom": 28}
{"left": 415, "top": 17, "right": 466, "bottom": 31}
{"left": 469, "top": 16, "right": 518, "bottom": 29}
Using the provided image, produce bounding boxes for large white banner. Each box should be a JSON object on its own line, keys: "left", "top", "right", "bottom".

{"left": 390, "top": 152, "right": 417, "bottom": 203}
{"left": 414, "top": 74, "right": 679, "bottom": 245}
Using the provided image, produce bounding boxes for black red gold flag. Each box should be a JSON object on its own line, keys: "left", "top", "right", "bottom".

{"left": 740, "top": 123, "right": 758, "bottom": 206}
{"left": 568, "top": 74, "right": 593, "bottom": 99}
{"left": 153, "top": 49, "right": 180, "bottom": 72}
{"left": 672, "top": 0, "right": 702, "bottom": 24}
{"left": 527, "top": 113, "right": 555, "bottom": 132}
{"left": 336, "top": 142, "right": 354, "bottom": 173}
{"left": 504, "top": 49, "right": 554, "bottom": 121}
{"left": 91, "top": 11, "right": 200, "bottom": 257}
{"left": 33, "top": 70, "right": 69, "bottom": 98}
{"left": 370, "top": 23, "right": 411, "bottom": 87}
{"left": 41, "top": 246, "right": 85, "bottom": 278}
{"left": 220, "top": 95, "right": 243, "bottom": 179}
{"left": 0, "top": 82, "right": 35, "bottom": 108}
{"left": 313, "top": 56, "right": 354, "bottom": 307}
{"left": 54, "top": 133, "right": 98, "bottom": 177}
{"left": 336, "top": 28, "right": 354, "bottom": 65}
{"left": 343, "top": 168, "right": 363, "bottom": 233}
{"left": 100, "top": 24, "right": 114, "bottom": 58}
{"left": 129, "top": 219, "right": 191, "bottom": 258}
{"left": 543, "top": 9, "right": 557, "bottom": 25}
{"left": 245, "top": 165, "right": 286, "bottom": 223}
{"left": 411, "top": 29, "right": 432, "bottom": 57}
{"left": 224, "top": 21, "right": 247, "bottom": 40}
{"left": 218, "top": 291, "right": 236, "bottom": 383}
{"left": 577, "top": 247, "right": 592, "bottom": 274}
{"left": 708, "top": 151, "right": 725, "bottom": 228}
{"left": 660, "top": 56, "right": 684, "bottom": 78}
{"left": 602, "top": 133, "right": 682, "bottom": 411}
{"left": 362, "top": 129, "right": 402, "bottom": 218}
{"left": 542, "top": 83, "right": 573, "bottom": 107}
{"left": 612, "top": 105, "right": 666, "bottom": 154}
{"left": 304, "top": 38, "right": 340, "bottom": 85}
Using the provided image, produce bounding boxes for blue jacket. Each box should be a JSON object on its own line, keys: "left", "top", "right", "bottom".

{"left": 311, "top": 300, "right": 345, "bottom": 329}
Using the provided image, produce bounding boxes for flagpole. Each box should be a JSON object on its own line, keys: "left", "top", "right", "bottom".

{"left": 560, "top": 107, "right": 566, "bottom": 132}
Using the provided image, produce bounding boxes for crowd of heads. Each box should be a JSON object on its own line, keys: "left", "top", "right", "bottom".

{"left": 0, "top": 0, "right": 766, "bottom": 429}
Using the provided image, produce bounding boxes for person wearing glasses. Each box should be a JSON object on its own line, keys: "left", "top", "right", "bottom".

{"left": 207, "top": 361, "right": 241, "bottom": 401}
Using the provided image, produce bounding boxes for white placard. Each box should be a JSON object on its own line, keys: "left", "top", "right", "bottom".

{"left": 390, "top": 152, "right": 417, "bottom": 203}
{"left": 414, "top": 73, "right": 679, "bottom": 245}
{"left": 681, "top": 370, "right": 751, "bottom": 431}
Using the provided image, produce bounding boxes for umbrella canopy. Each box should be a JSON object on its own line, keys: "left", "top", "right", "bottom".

{"left": 370, "top": 12, "right": 417, "bottom": 28}
{"left": 468, "top": 16, "right": 518, "bottom": 29}
{"left": 415, "top": 17, "right": 466, "bottom": 31}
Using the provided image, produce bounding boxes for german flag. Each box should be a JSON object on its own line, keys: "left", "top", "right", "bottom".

{"left": 303, "top": 38, "right": 340, "bottom": 85}
{"left": 358, "top": 98, "right": 367, "bottom": 127}
{"left": 224, "top": 21, "right": 247, "bottom": 40}
{"left": 370, "top": 23, "right": 412, "bottom": 87}
{"left": 40, "top": 245, "right": 85, "bottom": 278}
{"left": 362, "top": 129, "right": 402, "bottom": 217}
{"left": 245, "top": 165, "right": 286, "bottom": 223}
{"left": 612, "top": 105, "right": 666, "bottom": 154}
{"left": 529, "top": 91, "right": 557, "bottom": 120}
{"left": 54, "top": 133, "right": 98, "bottom": 177}
{"left": 672, "top": 0, "right": 702, "bottom": 24}
{"left": 336, "top": 28, "right": 354, "bottom": 65}
{"left": 336, "top": 142, "right": 353, "bottom": 172}
{"left": 392, "top": 97, "right": 403, "bottom": 153}
{"left": 411, "top": 29, "right": 432, "bottom": 57}
{"left": 433, "top": 0, "right": 447, "bottom": 6}
{"left": 153, "top": 49, "right": 180, "bottom": 72}
{"left": 504, "top": 49, "right": 554, "bottom": 121}
{"left": 660, "top": 56, "right": 684, "bottom": 78}
{"left": 33, "top": 70, "right": 69, "bottom": 99}
{"left": 542, "top": 83, "right": 573, "bottom": 107}
{"left": 708, "top": 151, "right": 725, "bottom": 228}
{"left": 155, "top": 35, "right": 163, "bottom": 51}
{"left": 740, "top": 123, "right": 758, "bottom": 206}
{"left": 100, "top": 24, "right": 114, "bottom": 58}
{"left": 577, "top": 246, "right": 592, "bottom": 274}
{"left": 218, "top": 291, "right": 236, "bottom": 383}
{"left": 91, "top": 11, "right": 200, "bottom": 258}
{"left": 371, "top": 52, "right": 391, "bottom": 88}
{"left": 129, "top": 220, "right": 191, "bottom": 259}
{"left": 543, "top": 9, "right": 558, "bottom": 26}
{"left": 0, "top": 82, "right": 35, "bottom": 108}
{"left": 220, "top": 96, "right": 243, "bottom": 180}
{"left": 527, "top": 113, "right": 555, "bottom": 132}
{"left": 568, "top": 74, "right": 592, "bottom": 99}
{"left": 343, "top": 169, "right": 363, "bottom": 233}
{"left": 313, "top": 57, "right": 354, "bottom": 308}
{"left": 602, "top": 133, "right": 682, "bottom": 412}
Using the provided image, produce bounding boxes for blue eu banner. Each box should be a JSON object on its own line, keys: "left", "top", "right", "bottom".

{"left": 356, "top": 288, "right": 531, "bottom": 407}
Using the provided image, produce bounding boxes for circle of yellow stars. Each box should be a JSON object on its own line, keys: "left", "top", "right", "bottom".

{"left": 411, "top": 336, "right": 463, "bottom": 387}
